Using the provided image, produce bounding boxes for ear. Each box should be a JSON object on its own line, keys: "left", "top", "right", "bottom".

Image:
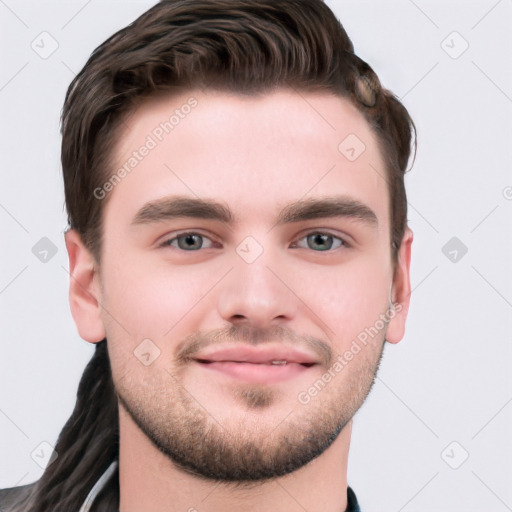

{"left": 64, "top": 229, "right": 106, "bottom": 344}
{"left": 385, "top": 227, "right": 413, "bottom": 344}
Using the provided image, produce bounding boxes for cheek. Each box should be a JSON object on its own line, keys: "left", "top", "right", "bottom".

{"left": 101, "top": 257, "right": 226, "bottom": 379}
{"left": 291, "top": 255, "right": 391, "bottom": 345}
{"left": 99, "top": 250, "right": 233, "bottom": 348}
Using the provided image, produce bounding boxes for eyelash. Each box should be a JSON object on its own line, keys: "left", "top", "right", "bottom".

{"left": 159, "top": 231, "right": 349, "bottom": 252}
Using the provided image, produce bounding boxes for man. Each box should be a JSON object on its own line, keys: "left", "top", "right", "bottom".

{"left": 1, "top": 0, "right": 415, "bottom": 510}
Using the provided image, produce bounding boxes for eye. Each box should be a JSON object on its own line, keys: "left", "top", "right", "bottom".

{"left": 292, "top": 232, "right": 347, "bottom": 251}
{"left": 160, "top": 232, "right": 216, "bottom": 251}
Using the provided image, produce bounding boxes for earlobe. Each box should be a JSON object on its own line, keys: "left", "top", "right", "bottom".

{"left": 64, "top": 230, "right": 106, "bottom": 344}
{"left": 385, "top": 227, "right": 413, "bottom": 344}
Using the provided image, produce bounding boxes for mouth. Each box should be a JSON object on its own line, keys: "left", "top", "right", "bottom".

{"left": 193, "top": 360, "right": 316, "bottom": 384}
{"left": 192, "top": 342, "right": 319, "bottom": 384}
{"left": 196, "top": 358, "right": 315, "bottom": 367}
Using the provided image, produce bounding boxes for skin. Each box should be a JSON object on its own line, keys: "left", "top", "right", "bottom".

{"left": 65, "top": 88, "right": 413, "bottom": 512}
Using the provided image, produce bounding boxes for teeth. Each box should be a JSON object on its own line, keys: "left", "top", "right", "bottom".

{"left": 271, "top": 360, "right": 287, "bottom": 365}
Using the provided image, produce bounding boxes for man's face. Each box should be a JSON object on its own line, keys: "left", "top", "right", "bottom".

{"left": 78, "top": 88, "right": 411, "bottom": 481}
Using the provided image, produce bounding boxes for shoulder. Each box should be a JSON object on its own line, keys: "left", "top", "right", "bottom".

{"left": 0, "top": 481, "right": 38, "bottom": 511}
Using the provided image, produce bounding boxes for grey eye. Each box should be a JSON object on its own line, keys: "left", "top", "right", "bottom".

{"left": 163, "top": 233, "right": 215, "bottom": 250}
{"left": 176, "top": 234, "right": 203, "bottom": 250}
{"left": 295, "top": 233, "right": 345, "bottom": 251}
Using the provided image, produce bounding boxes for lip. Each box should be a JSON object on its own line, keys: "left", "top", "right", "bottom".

{"left": 195, "top": 361, "right": 313, "bottom": 384}
{"left": 192, "top": 345, "right": 318, "bottom": 384}
{"left": 193, "top": 345, "right": 318, "bottom": 365}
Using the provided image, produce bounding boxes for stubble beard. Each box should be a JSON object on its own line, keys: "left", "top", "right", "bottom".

{"left": 114, "top": 325, "right": 386, "bottom": 483}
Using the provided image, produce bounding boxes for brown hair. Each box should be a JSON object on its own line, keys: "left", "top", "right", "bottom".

{"left": 9, "top": 1, "right": 415, "bottom": 510}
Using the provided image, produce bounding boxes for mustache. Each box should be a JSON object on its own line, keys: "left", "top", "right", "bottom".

{"left": 175, "top": 325, "right": 333, "bottom": 367}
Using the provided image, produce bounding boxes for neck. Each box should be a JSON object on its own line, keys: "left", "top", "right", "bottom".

{"left": 117, "top": 406, "right": 351, "bottom": 512}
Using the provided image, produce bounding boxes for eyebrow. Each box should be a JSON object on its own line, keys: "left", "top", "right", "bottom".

{"left": 131, "top": 195, "right": 378, "bottom": 228}
{"left": 275, "top": 197, "right": 378, "bottom": 227}
{"left": 132, "top": 196, "right": 233, "bottom": 225}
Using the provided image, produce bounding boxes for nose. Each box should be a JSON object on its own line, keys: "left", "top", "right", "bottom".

{"left": 216, "top": 255, "right": 297, "bottom": 328}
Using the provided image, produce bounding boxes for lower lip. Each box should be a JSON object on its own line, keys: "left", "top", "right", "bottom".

{"left": 194, "top": 361, "right": 313, "bottom": 384}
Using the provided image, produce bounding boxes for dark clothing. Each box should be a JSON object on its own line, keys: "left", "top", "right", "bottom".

{"left": 347, "top": 486, "right": 362, "bottom": 511}
{"left": 0, "top": 462, "right": 361, "bottom": 511}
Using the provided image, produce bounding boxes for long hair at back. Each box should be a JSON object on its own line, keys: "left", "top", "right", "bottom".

{"left": 8, "top": 341, "right": 119, "bottom": 511}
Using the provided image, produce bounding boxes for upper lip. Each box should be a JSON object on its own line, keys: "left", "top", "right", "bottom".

{"left": 193, "top": 345, "right": 318, "bottom": 365}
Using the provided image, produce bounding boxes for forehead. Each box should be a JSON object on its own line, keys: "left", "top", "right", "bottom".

{"left": 105, "top": 88, "right": 389, "bottom": 231}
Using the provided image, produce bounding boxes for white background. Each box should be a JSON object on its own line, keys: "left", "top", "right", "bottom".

{"left": 1, "top": 1, "right": 511, "bottom": 510}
